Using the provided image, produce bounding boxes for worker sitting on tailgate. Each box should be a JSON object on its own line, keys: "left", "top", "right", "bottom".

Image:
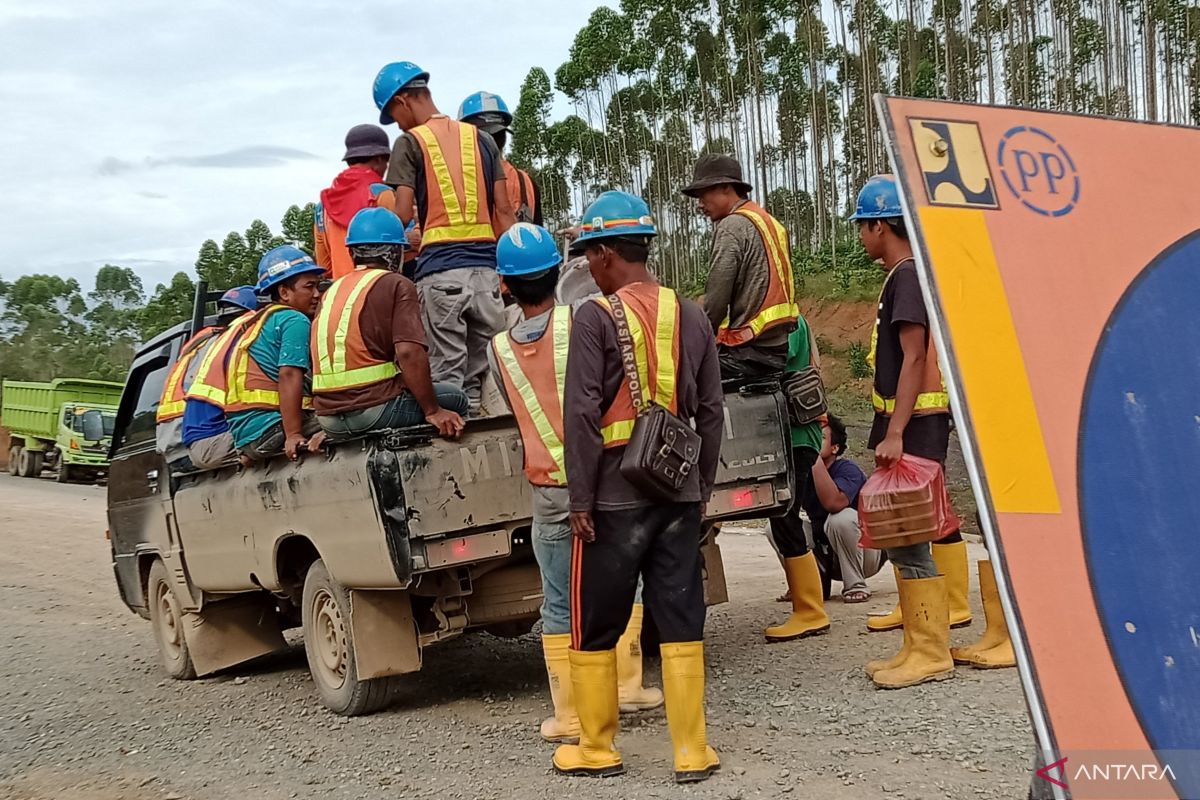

{"left": 157, "top": 286, "right": 257, "bottom": 471}
{"left": 311, "top": 207, "right": 467, "bottom": 439}
{"left": 224, "top": 246, "right": 327, "bottom": 462}
{"left": 373, "top": 60, "right": 516, "bottom": 413}
{"left": 681, "top": 154, "right": 799, "bottom": 380}
{"left": 313, "top": 124, "right": 394, "bottom": 280}
{"left": 458, "top": 91, "right": 542, "bottom": 225}
{"left": 558, "top": 191, "right": 724, "bottom": 783}
{"left": 487, "top": 222, "right": 662, "bottom": 746}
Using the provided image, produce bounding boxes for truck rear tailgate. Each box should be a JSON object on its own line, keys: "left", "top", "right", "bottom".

{"left": 707, "top": 388, "right": 792, "bottom": 521}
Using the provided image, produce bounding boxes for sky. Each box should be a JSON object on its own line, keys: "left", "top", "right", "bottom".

{"left": 0, "top": 0, "right": 605, "bottom": 291}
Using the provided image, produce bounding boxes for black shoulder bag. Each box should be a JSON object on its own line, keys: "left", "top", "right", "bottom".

{"left": 609, "top": 292, "right": 702, "bottom": 501}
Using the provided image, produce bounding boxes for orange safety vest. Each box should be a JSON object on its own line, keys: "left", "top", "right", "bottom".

{"left": 715, "top": 201, "right": 799, "bottom": 347}
{"left": 491, "top": 306, "right": 572, "bottom": 486}
{"left": 867, "top": 267, "right": 949, "bottom": 416}
{"left": 592, "top": 284, "right": 682, "bottom": 448}
{"left": 223, "top": 306, "right": 314, "bottom": 413}
{"left": 410, "top": 116, "right": 495, "bottom": 249}
{"left": 186, "top": 312, "right": 261, "bottom": 409}
{"left": 502, "top": 160, "right": 537, "bottom": 223}
{"left": 310, "top": 269, "right": 400, "bottom": 394}
{"left": 156, "top": 326, "right": 221, "bottom": 423}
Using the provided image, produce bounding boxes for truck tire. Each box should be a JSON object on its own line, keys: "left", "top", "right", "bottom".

{"left": 18, "top": 448, "right": 43, "bottom": 478}
{"left": 148, "top": 560, "right": 197, "bottom": 680}
{"left": 301, "top": 559, "right": 398, "bottom": 717}
{"left": 7, "top": 447, "right": 20, "bottom": 476}
{"left": 56, "top": 464, "right": 71, "bottom": 484}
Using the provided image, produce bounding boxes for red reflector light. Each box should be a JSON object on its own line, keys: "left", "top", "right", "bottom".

{"left": 732, "top": 489, "right": 755, "bottom": 508}
{"left": 452, "top": 539, "right": 469, "bottom": 556}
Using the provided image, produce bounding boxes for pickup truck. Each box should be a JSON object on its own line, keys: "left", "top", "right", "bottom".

{"left": 108, "top": 311, "right": 795, "bottom": 716}
{"left": 2, "top": 378, "right": 121, "bottom": 483}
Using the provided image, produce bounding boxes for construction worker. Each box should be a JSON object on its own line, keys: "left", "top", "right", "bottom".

{"left": 156, "top": 286, "right": 257, "bottom": 470}
{"left": 223, "top": 246, "right": 326, "bottom": 462}
{"left": 458, "top": 91, "right": 542, "bottom": 225}
{"left": 314, "top": 124, "right": 394, "bottom": 280}
{"left": 682, "top": 154, "right": 799, "bottom": 380}
{"left": 487, "top": 222, "right": 662, "bottom": 746}
{"left": 850, "top": 174, "right": 970, "bottom": 689}
{"left": 372, "top": 61, "right": 517, "bottom": 412}
{"left": 311, "top": 207, "right": 467, "bottom": 438}
{"left": 558, "top": 191, "right": 724, "bottom": 783}
{"left": 762, "top": 313, "right": 831, "bottom": 642}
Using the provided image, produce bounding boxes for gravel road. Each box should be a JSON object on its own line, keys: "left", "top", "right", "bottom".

{"left": 0, "top": 473, "right": 1034, "bottom": 800}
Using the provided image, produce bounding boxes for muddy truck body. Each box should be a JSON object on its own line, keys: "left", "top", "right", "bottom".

{"left": 108, "top": 310, "right": 795, "bottom": 715}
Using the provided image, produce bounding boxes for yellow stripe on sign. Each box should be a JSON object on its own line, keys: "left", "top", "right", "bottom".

{"left": 918, "top": 206, "right": 1060, "bottom": 514}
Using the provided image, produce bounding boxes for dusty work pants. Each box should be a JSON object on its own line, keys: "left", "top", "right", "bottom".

{"left": 768, "top": 447, "right": 819, "bottom": 557}
{"left": 417, "top": 266, "right": 506, "bottom": 411}
{"left": 317, "top": 385, "right": 469, "bottom": 438}
{"left": 571, "top": 503, "right": 705, "bottom": 651}
{"left": 819, "top": 509, "right": 885, "bottom": 595}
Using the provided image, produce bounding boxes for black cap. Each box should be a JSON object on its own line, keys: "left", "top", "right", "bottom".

{"left": 681, "top": 154, "right": 752, "bottom": 197}
{"left": 343, "top": 124, "right": 392, "bottom": 161}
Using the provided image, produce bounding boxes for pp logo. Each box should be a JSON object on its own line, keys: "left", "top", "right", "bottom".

{"left": 997, "top": 126, "right": 1080, "bottom": 217}
{"left": 909, "top": 118, "right": 999, "bottom": 209}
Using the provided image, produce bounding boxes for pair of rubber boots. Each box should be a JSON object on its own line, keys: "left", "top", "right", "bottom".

{"left": 765, "top": 551, "right": 830, "bottom": 642}
{"left": 550, "top": 640, "right": 719, "bottom": 783}
{"left": 867, "top": 541, "right": 974, "bottom": 632}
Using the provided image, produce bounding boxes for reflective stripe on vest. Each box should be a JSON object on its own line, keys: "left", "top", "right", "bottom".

{"left": 224, "top": 305, "right": 312, "bottom": 413}
{"left": 156, "top": 327, "right": 219, "bottom": 422}
{"left": 311, "top": 269, "right": 399, "bottom": 394}
{"left": 492, "top": 306, "right": 571, "bottom": 486}
{"left": 716, "top": 201, "right": 799, "bottom": 346}
{"left": 867, "top": 266, "right": 949, "bottom": 416}
{"left": 185, "top": 313, "right": 260, "bottom": 409}
{"left": 411, "top": 117, "right": 495, "bottom": 248}
{"left": 593, "top": 284, "right": 681, "bottom": 447}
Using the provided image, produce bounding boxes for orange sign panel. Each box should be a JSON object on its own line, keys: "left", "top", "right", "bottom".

{"left": 879, "top": 96, "right": 1200, "bottom": 800}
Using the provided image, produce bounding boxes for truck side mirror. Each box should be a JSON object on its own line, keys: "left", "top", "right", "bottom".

{"left": 82, "top": 410, "right": 105, "bottom": 442}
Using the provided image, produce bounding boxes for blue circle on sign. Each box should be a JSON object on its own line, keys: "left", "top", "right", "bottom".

{"left": 1079, "top": 230, "right": 1200, "bottom": 799}
{"left": 996, "top": 126, "right": 1080, "bottom": 217}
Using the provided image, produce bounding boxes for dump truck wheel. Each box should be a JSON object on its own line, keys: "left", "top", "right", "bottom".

{"left": 302, "top": 559, "right": 398, "bottom": 717}
{"left": 148, "top": 560, "right": 197, "bottom": 680}
{"left": 7, "top": 447, "right": 20, "bottom": 476}
{"left": 18, "top": 449, "right": 42, "bottom": 478}
{"left": 56, "top": 464, "right": 71, "bottom": 483}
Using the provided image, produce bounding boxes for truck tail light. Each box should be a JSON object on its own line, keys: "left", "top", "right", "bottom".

{"left": 732, "top": 488, "right": 755, "bottom": 508}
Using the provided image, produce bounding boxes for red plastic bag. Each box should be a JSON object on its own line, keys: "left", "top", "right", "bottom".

{"left": 857, "top": 455, "right": 960, "bottom": 549}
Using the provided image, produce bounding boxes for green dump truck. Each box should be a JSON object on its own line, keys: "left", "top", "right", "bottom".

{"left": 2, "top": 379, "right": 122, "bottom": 482}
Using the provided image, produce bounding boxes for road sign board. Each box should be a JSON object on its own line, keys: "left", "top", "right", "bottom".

{"left": 878, "top": 96, "right": 1200, "bottom": 800}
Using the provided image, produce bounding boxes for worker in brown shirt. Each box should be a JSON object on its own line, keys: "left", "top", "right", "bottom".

{"left": 310, "top": 207, "right": 467, "bottom": 438}
{"left": 682, "top": 154, "right": 799, "bottom": 380}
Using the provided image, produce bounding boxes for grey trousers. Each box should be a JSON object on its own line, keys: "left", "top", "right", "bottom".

{"left": 186, "top": 431, "right": 236, "bottom": 470}
{"left": 815, "top": 509, "right": 886, "bottom": 595}
{"left": 417, "top": 266, "right": 505, "bottom": 410}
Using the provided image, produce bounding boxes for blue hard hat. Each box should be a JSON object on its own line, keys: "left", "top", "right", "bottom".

{"left": 570, "top": 191, "right": 657, "bottom": 254}
{"left": 345, "top": 207, "right": 408, "bottom": 247}
{"left": 217, "top": 285, "right": 258, "bottom": 313}
{"left": 850, "top": 174, "right": 903, "bottom": 220}
{"left": 256, "top": 245, "right": 325, "bottom": 294}
{"left": 458, "top": 91, "right": 512, "bottom": 133}
{"left": 496, "top": 223, "right": 562, "bottom": 277}
{"left": 373, "top": 61, "right": 430, "bottom": 125}
{"left": 369, "top": 182, "right": 392, "bottom": 198}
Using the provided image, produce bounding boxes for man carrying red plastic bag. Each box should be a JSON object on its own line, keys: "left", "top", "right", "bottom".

{"left": 849, "top": 175, "right": 989, "bottom": 689}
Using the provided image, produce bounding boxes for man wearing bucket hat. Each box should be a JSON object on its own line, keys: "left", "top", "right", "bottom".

{"left": 314, "top": 124, "right": 394, "bottom": 280}
{"left": 459, "top": 91, "right": 542, "bottom": 225}
{"left": 682, "top": 154, "right": 800, "bottom": 380}
{"left": 372, "top": 61, "right": 516, "bottom": 413}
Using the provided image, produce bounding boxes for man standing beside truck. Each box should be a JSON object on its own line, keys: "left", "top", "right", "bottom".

{"left": 311, "top": 207, "right": 467, "bottom": 438}
{"left": 558, "top": 191, "right": 724, "bottom": 783}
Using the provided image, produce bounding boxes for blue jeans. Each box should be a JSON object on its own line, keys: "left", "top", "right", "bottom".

{"left": 886, "top": 541, "right": 937, "bottom": 580}
{"left": 532, "top": 518, "right": 573, "bottom": 635}
{"left": 317, "top": 384, "right": 469, "bottom": 438}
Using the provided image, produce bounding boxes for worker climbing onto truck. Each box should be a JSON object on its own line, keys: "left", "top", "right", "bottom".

{"left": 216, "top": 246, "right": 327, "bottom": 462}
{"left": 851, "top": 174, "right": 973, "bottom": 689}
{"left": 313, "top": 124, "right": 394, "bottom": 280}
{"left": 311, "top": 206, "right": 467, "bottom": 438}
{"left": 682, "top": 154, "right": 799, "bottom": 380}
{"left": 487, "top": 221, "right": 663, "bottom": 747}
{"left": 157, "top": 285, "right": 258, "bottom": 471}
{"left": 558, "top": 191, "right": 724, "bottom": 783}
{"left": 373, "top": 61, "right": 516, "bottom": 413}
{"left": 458, "top": 91, "right": 542, "bottom": 225}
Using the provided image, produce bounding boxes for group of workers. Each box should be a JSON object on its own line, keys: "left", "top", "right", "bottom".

{"left": 153, "top": 59, "right": 1017, "bottom": 784}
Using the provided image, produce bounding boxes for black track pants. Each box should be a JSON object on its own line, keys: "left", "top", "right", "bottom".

{"left": 769, "top": 446, "right": 819, "bottom": 558}
{"left": 570, "top": 502, "right": 706, "bottom": 651}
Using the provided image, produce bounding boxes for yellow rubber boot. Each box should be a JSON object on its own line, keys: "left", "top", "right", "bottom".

{"left": 617, "top": 604, "right": 665, "bottom": 712}
{"left": 765, "top": 553, "right": 831, "bottom": 642}
{"left": 540, "top": 634, "right": 580, "bottom": 743}
{"left": 872, "top": 576, "right": 955, "bottom": 689}
{"left": 951, "top": 561, "right": 1016, "bottom": 669}
{"left": 660, "top": 642, "right": 720, "bottom": 784}
{"left": 932, "top": 541, "right": 973, "bottom": 629}
{"left": 864, "top": 615, "right": 912, "bottom": 678}
{"left": 866, "top": 565, "right": 904, "bottom": 632}
{"left": 553, "top": 649, "right": 625, "bottom": 777}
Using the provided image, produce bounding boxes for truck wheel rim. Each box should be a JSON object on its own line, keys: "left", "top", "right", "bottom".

{"left": 155, "top": 584, "right": 182, "bottom": 658}
{"left": 311, "top": 589, "right": 347, "bottom": 688}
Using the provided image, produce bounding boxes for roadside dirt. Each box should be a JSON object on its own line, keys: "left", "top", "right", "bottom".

{"left": 0, "top": 473, "right": 1034, "bottom": 800}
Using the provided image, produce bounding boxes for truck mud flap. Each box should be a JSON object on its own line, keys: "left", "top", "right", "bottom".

{"left": 349, "top": 590, "right": 422, "bottom": 680}
{"left": 366, "top": 448, "right": 413, "bottom": 588}
{"left": 185, "top": 594, "right": 287, "bottom": 677}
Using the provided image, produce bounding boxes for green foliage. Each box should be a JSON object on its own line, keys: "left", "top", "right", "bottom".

{"left": 848, "top": 341, "right": 872, "bottom": 378}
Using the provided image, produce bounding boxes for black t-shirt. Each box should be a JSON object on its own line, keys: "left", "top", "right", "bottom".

{"left": 867, "top": 258, "right": 950, "bottom": 461}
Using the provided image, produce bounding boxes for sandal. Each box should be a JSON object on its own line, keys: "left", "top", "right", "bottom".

{"left": 776, "top": 590, "right": 792, "bottom": 603}
{"left": 842, "top": 590, "right": 871, "bottom": 604}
